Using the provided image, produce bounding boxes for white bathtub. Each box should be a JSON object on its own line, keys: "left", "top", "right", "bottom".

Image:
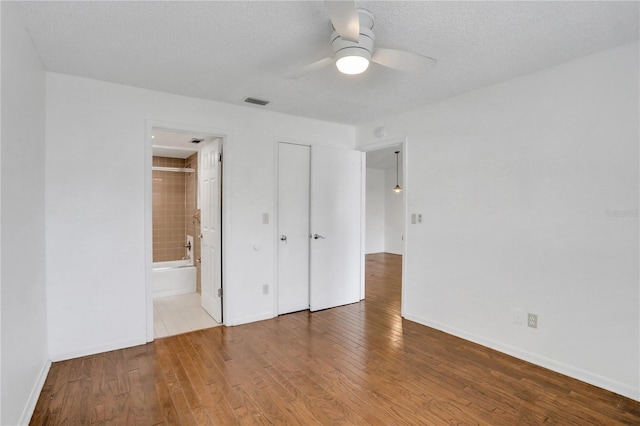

{"left": 152, "top": 259, "right": 196, "bottom": 298}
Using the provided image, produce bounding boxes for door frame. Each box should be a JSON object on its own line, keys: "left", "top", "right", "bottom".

{"left": 144, "top": 120, "right": 230, "bottom": 341}
{"left": 359, "top": 136, "right": 408, "bottom": 318}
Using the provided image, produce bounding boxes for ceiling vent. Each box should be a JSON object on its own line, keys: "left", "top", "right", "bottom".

{"left": 244, "top": 97, "right": 270, "bottom": 106}
{"left": 191, "top": 138, "right": 204, "bottom": 144}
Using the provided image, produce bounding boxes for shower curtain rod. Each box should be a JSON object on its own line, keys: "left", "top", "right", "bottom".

{"left": 152, "top": 166, "right": 195, "bottom": 173}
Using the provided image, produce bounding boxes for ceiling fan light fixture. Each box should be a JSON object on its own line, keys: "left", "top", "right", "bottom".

{"left": 336, "top": 54, "right": 369, "bottom": 75}
{"left": 331, "top": 19, "right": 374, "bottom": 76}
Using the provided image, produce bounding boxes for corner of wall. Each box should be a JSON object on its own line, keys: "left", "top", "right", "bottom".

{"left": 17, "top": 360, "right": 51, "bottom": 425}
{"left": 1, "top": 2, "right": 50, "bottom": 424}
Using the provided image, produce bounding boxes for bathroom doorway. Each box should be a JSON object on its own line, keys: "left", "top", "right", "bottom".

{"left": 148, "top": 126, "right": 223, "bottom": 339}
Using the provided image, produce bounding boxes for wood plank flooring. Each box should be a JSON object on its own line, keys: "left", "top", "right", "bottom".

{"left": 31, "top": 253, "right": 640, "bottom": 425}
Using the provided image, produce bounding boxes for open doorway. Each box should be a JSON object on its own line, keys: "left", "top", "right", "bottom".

{"left": 365, "top": 145, "right": 404, "bottom": 256}
{"left": 147, "top": 126, "right": 223, "bottom": 339}
{"left": 362, "top": 139, "right": 407, "bottom": 319}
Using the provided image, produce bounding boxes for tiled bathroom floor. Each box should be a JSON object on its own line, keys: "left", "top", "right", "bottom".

{"left": 153, "top": 292, "right": 221, "bottom": 338}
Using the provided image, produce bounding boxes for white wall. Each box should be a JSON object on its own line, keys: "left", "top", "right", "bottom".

{"left": 1, "top": 3, "right": 50, "bottom": 424}
{"left": 384, "top": 166, "right": 404, "bottom": 255}
{"left": 45, "top": 73, "right": 355, "bottom": 360}
{"left": 365, "top": 168, "right": 385, "bottom": 253}
{"left": 366, "top": 165, "right": 405, "bottom": 255}
{"left": 357, "top": 42, "right": 639, "bottom": 400}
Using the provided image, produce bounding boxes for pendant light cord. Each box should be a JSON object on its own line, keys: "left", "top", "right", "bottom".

{"left": 396, "top": 151, "right": 399, "bottom": 185}
{"left": 394, "top": 151, "right": 402, "bottom": 192}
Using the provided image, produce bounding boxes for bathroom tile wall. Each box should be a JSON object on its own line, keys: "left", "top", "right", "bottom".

{"left": 152, "top": 156, "right": 187, "bottom": 262}
{"left": 185, "top": 152, "right": 201, "bottom": 294}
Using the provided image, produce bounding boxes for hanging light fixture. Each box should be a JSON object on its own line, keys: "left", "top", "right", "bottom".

{"left": 393, "top": 150, "right": 402, "bottom": 193}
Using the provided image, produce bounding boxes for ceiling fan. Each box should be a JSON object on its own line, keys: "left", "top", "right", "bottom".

{"left": 288, "top": 0, "right": 437, "bottom": 79}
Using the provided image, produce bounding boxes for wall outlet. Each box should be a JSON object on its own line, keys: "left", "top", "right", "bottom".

{"left": 528, "top": 313, "right": 538, "bottom": 329}
{"left": 262, "top": 284, "right": 269, "bottom": 295}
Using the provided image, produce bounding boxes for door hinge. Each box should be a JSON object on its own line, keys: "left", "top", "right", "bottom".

{"left": 218, "top": 153, "right": 222, "bottom": 163}
{"left": 217, "top": 288, "right": 223, "bottom": 298}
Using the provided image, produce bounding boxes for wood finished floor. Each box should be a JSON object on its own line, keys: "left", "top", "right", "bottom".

{"left": 32, "top": 253, "right": 640, "bottom": 425}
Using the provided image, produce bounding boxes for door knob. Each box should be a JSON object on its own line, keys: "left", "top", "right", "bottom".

{"left": 280, "top": 235, "right": 287, "bottom": 241}
{"left": 312, "top": 233, "right": 326, "bottom": 240}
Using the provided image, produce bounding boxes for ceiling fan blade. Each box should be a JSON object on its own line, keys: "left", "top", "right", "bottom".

{"left": 325, "top": 0, "right": 360, "bottom": 42}
{"left": 286, "top": 57, "right": 334, "bottom": 79}
{"left": 372, "top": 48, "right": 437, "bottom": 73}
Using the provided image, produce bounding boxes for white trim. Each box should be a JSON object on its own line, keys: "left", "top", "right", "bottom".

{"left": 272, "top": 140, "right": 280, "bottom": 316}
{"left": 360, "top": 152, "right": 366, "bottom": 300}
{"left": 272, "top": 140, "right": 281, "bottom": 316}
{"left": 18, "top": 359, "right": 51, "bottom": 425}
{"left": 51, "top": 337, "right": 146, "bottom": 362}
{"left": 220, "top": 134, "right": 232, "bottom": 327}
{"left": 145, "top": 121, "right": 153, "bottom": 341}
{"left": 0, "top": 1, "right": 3, "bottom": 411}
{"left": 400, "top": 140, "right": 408, "bottom": 318}
{"left": 404, "top": 314, "right": 640, "bottom": 401}
{"left": 226, "top": 311, "right": 275, "bottom": 326}
{"left": 358, "top": 136, "right": 406, "bottom": 153}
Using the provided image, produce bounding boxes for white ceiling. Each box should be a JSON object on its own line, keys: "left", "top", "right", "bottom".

{"left": 151, "top": 128, "right": 218, "bottom": 159}
{"left": 15, "top": 1, "right": 639, "bottom": 125}
{"left": 366, "top": 145, "right": 402, "bottom": 170}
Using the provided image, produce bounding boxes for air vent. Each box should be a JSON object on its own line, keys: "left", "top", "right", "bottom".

{"left": 191, "top": 138, "right": 203, "bottom": 144}
{"left": 244, "top": 97, "right": 270, "bottom": 106}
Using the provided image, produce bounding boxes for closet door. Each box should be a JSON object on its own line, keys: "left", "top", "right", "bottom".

{"left": 309, "top": 145, "right": 362, "bottom": 311}
{"left": 277, "top": 143, "right": 310, "bottom": 314}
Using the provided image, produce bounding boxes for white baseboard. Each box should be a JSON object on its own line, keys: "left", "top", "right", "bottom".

{"left": 226, "top": 311, "right": 274, "bottom": 326}
{"left": 50, "top": 337, "right": 147, "bottom": 362}
{"left": 19, "top": 359, "right": 52, "bottom": 425}
{"left": 403, "top": 314, "right": 639, "bottom": 402}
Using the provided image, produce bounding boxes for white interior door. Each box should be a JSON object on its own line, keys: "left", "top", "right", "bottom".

{"left": 310, "top": 145, "right": 362, "bottom": 311}
{"left": 277, "top": 143, "right": 310, "bottom": 314}
{"left": 200, "top": 139, "right": 222, "bottom": 322}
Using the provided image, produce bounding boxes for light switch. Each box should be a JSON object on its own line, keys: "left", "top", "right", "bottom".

{"left": 411, "top": 214, "right": 417, "bottom": 224}
{"left": 262, "top": 212, "right": 269, "bottom": 224}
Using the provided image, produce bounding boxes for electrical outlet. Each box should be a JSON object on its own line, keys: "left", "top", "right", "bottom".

{"left": 262, "top": 284, "right": 269, "bottom": 295}
{"left": 528, "top": 313, "right": 538, "bottom": 329}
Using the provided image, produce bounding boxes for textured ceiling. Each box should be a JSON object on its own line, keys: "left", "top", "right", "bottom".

{"left": 15, "top": 1, "right": 639, "bottom": 125}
